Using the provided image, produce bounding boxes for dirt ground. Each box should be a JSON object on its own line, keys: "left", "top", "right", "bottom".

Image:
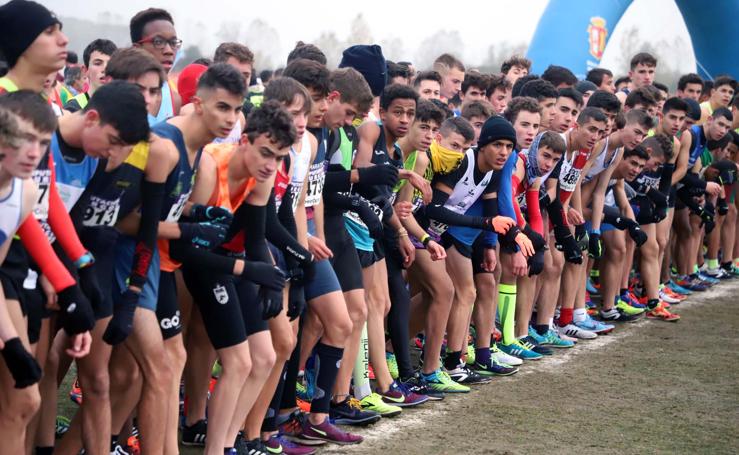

{"left": 59, "top": 280, "right": 739, "bottom": 455}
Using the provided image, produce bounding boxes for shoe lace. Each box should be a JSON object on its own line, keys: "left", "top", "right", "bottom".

{"left": 347, "top": 397, "right": 363, "bottom": 411}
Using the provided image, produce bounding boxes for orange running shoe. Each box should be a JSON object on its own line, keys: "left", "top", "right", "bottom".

{"left": 646, "top": 302, "right": 680, "bottom": 322}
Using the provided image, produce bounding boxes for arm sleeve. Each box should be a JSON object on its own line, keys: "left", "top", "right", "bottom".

{"left": 526, "top": 189, "right": 544, "bottom": 234}
{"left": 496, "top": 154, "right": 517, "bottom": 220}
{"left": 129, "top": 180, "right": 165, "bottom": 288}
{"left": 323, "top": 166, "right": 353, "bottom": 193}
{"left": 46, "top": 152, "right": 87, "bottom": 262}
{"left": 424, "top": 188, "right": 489, "bottom": 230}
{"left": 265, "top": 191, "right": 311, "bottom": 264}
{"left": 17, "top": 215, "right": 76, "bottom": 292}
{"left": 482, "top": 197, "right": 499, "bottom": 247}
{"left": 681, "top": 172, "right": 707, "bottom": 191}
{"left": 169, "top": 240, "right": 237, "bottom": 274}
{"left": 659, "top": 163, "right": 675, "bottom": 194}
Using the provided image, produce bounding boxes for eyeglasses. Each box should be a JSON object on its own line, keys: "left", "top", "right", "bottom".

{"left": 138, "top": 36, "right": 183, "bottom": 50}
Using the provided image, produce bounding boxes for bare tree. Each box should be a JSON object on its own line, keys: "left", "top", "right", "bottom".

{"left": 415, "top": 30, "right": 464, "bottom": 70}
{"left": 347, "top": 14, "right": 373, "bottom": 45}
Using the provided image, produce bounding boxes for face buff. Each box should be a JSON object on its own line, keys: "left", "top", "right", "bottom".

{"left": 429, "top": 140, "right": 464, "bottom": 174}
{"left": 525, "top": 132, "right": 545, "bottom": 183}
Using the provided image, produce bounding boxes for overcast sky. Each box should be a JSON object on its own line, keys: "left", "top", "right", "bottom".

{"left": 39, "top": 0, "right": 695, "bottom": 74}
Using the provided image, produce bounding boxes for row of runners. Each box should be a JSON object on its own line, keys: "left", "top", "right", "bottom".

{"left": 0, "top": 1, "right": 737, "bottom": 454}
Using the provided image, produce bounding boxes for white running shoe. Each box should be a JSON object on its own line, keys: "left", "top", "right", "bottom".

{"left": 491, "top": 343, "right": 523, "bottom": 366}
{"left": 557, "top": 323, "right": 597, "bottom": 340}
{"left": 658, "top": 289, "right": 681, "bottom": 304}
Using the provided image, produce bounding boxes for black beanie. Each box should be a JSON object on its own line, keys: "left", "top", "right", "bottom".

{"left": 477, "top": 116, "right": 517, "bottom": 149}
{"left": 339, "top": 44, "right": 387, "bottom": 97}
{"left": 0, "top": 0, "right": 61, "bottom": 68}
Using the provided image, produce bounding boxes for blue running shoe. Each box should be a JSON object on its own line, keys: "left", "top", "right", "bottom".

{"left": 574, "top": 315, "right": 614, "bottom": 334}
{"left": 696, "top": 272, "right": 719, "bottom": 285}
{"left": 668, "top": 279, "right": 692, "bottom": 295}
{"left": 531, "top": 327, "right": 576, "bottom": 348}
{"left": 499, "top": 340, "right": 543, "bottom": 360}
{"left": 586, "top": 278, "right": 599, "bottom": 295}
{"left": 620, "top": 291, "right": 646, "bottom": 309}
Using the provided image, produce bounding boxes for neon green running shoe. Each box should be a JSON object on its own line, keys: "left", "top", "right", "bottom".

{"left": 211, "top": 360, "right": 222, "bottom": 378}
{"left": 420, "top": 368, "right": 470, "bottom": 393}
{"left": 465, "top": 344, "right": 476, "bottom": 366}
{"left": 616, "top": 298, "right": 646, "bottom": 316}
{"left": 386, "top": 352, "right": 399, "bottom": 380}
{"left": 360, "top": 392, "right": 402, "bottom": 417}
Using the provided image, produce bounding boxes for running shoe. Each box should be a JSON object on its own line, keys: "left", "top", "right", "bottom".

{"left": 521, "top": 336, "right": 554, "bottom": 355}
{"left": 574, "top": 315, "right": 614, "bottom": 334}
{"left": 586, "top": 277, "right": 599, "bottom": 295}
{"left": 401, "top": 373, "right": 444, "bottom": 401}
{"left": 491, "top": 342, "right": 524, "bottom": 365}
{"left": 69, "top": 377, "right": 82, "bottom": 405}
{"left": 620, "top": 292, "right": 646, "bottom": 309}
{"left": 498, "top": 340, "right": 544, "bottom": 360}
{"left": 413, "top": 334, "right": 425, "bottom": 350}
{"left": 646, "top": 302, "right": 680, "bottom": 322}
{"left": 668, "top": 279, "right": 693, "bottom": 295}
{"left": 265, "top": 435, "right": 317, "bottom": 455}
{"left": 330, "top": 397, "right": 381, "bottom": 426}
{"left": 585, "top": 292, "right": 596, "bottom": 310}
{"left": 616, "top": 298, "right": 646, "bottom": 316}
{"left": 447, "top": 364, "right": 491, "bottom": 384}
{"left": 360, "top": 392, "right": 402, "bottom": 417}
{"left": 465, "top": 344, "right": 476, "bottom": 366}
{"left": 279, "top": 411, "right": 327, "bottom": 447}
{"left": 420, "top": 368, "right": 470, "bottom": 393}
{"left": 237, "top": 437, "right": 270, "bottom": 455}
{"left": 721, "top": 263, "right": 739, "bottom": 277}
{"left": 181, "top": 419, "right": 207, "bottom": 446}
{"left": 386, "top": 352, "right": 399, "bottom": 380}
{"left": 125, "top": 435, "right": 141, "bottom": 455}
{"left": 557, "top": 323, "right": 597, "bottom": 340}
{"left": 539, "top": 328, "right": 576, "bottom": 348}
{"left": 471, "top": 358, "right": 518, "bottom": 376}
{"left": 675, "top": 276, "right": 707, "bottom": 292}
{"left": 295, "top": 379, "right": 308, "bottom": 401}
{"left": 599, "top": 307, "right": 642, "bottom": 322}
{"left": 659, "top": 288, "right": 682, "bottom": 304}
{"left": 380, "top": 381, "right": 428, "bottom": 407}
{"left": 705, "top": 267, "right": 731, "bottom": 280}
{"left": 299, "top": 417, "right": 363, "bottom": 445}
{"left": 662, "top": 285, "right": 687, "bottom": 302}
{"left": 55, "top": 415, "right": 70, "bottom": 439}
{"left": 395, "top": 379, "right": 430, "bottom": 406}
{"left": 695, "top": 272, "right": 719, "bottom": 285}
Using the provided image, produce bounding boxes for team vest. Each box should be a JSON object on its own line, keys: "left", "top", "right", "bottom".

{"left": 50, "top": 132, "right": 99, "bottom": 211}
{"left": 0, "top": 177, "right": 24, "bottom": 246}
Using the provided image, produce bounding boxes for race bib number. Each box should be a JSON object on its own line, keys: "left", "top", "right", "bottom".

{"left": 304, "top": 165, "right": 325, "bottom": 208}
{"left": 342, "top": 194, "right": 382, "bottom": 228}
{"left": 290, "top": 182, "right": 303, "bottom": 213}
{"left": 166, "top": 191, "right": 190, "bottom": 223}
{"left": 82, "top": 196, "right": 121, "bottom": 227}
{"left": 559, "top": 160, "right": 580, "bottom": 193}
{"left": 32, "top": 169, "right": 51, "bottom": 222}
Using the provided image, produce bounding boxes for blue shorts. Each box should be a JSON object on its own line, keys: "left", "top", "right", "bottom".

{"left": 305, "top": 218, "right": 341, "bottom": 300}
{"left": 113, "top": 236, "right": 160, "bottom": 312}
{"left": 584, "top": 220, "right": 616, "bottom": 234}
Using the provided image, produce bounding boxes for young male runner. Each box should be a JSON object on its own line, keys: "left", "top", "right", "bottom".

{"left": 541, "top": 65, "right": 577, "bottom": 89}
{"left": 500, "top": 55, "right": 531, "bottom": 86}
{"left": 549, "top": 88, "right": 583, "bottom": 134}
{"left": 64, "top": 39, "right": 118, "bottom": 112}
{"left": 130, "top": 7, "right": 182, "bottom": 121}
{"left": 433, "top": 54, "right": 465, "bottom": 102}
{"left": 676, "top": 73, "right": 703, "bottom": 101}
{"left": 485, "top": 74, "right": 512, "bottom": 114}
{"left": 699, "top": 76, "right": 736, "bottom": 123}
{"left": 461, "top": 100, "right": 494, "bottom": 146}
{"left": 413, "top": 71, "right": 443, "bottom": 101}
{"left": 519, "top": 79, "right": 558, "bottom": 132}
{"left": 616, "top": 52, "right": 657, "bottom": 102}
{"left": 459, "top": 72, "right": 488, "bottom": 104}
{"left": 586, "top": 68, "right": 615, "bottom": 93}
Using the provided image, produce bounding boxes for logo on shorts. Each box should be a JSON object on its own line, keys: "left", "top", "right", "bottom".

{"left": 588, "top": 17, "right": 608, "bottom": 60}
{"left": 213, "top": 284, "right": 229, "bottom": 304}
{"left": 160, "top": 310, "right": 181, "bottom": 330}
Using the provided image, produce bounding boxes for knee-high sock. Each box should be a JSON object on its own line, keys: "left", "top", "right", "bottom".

{"left": 497, "top": 283, "right": 517, "bottom": 345}
{"left": 352, "top": 323, "right": 371, "bottom": 400}
{"left": 262, "top": 362, "right": 288, "bottom": 433}
{"left": 310, "top": 342, "right": 344, "bottom": 414}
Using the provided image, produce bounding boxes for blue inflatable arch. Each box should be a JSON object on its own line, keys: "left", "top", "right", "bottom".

{"left": 526, "top": 0, "right": 738, "bottom": 80}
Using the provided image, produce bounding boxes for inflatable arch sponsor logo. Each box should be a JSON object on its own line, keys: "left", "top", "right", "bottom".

{"left": 588, "top": 17, "right": 608, "bottom": 60}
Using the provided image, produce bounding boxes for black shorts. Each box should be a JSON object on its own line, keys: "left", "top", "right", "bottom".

{"left": 325, "top": 215, "right": 363, "bottom": 292}
{"left": 79, "top": 226, "right": 120, "bottom": 319}
{"left": 156, "top": 271, "right": 182, "bottom": 340}
{"left": 471, "top": 234, "right": 494, "bottom": 275}
{"left": 357, "top": 247, "right": 381, "bottom": 269}
{"left": 668, "top": 186, "right": 677, "bottom": 209}
{"left": 0, "top": 262, "right": 47, "bottom": 344}
{"left": 440, "top": 231, "right": 473, "bottom": 258}
{"left": 182, "top": 266, "right": 267, "bottom": 350}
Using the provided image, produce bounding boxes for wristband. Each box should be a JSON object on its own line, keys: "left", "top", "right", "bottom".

{"left": 590, "top": 228, "right": 601, "bottom": 235}
{"left": 73, "top": 251, "right": 95, "bottom": 269}
{"left": 421, "top": 234, "right": 431, "bottom": 246}
{"left": 397, "top": 227, "right": 408, "bottom": 237}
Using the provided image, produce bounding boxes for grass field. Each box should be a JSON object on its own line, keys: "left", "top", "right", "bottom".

{"left": 58, "top": 280, "right": 739, "bottom": 454}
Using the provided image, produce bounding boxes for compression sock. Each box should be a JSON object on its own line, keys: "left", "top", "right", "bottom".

{"left": 573, "top": 308, "right": 587, "bottom": 323}
{"left": 444, "top": 350, "right": 462, "bottom": 370}
{"left": 475, "top": 346, "right": 491, "bottom": 366}
{"left": 352, "top": 323, "right": 372, "bottom": 400}
{"left": 262, "top": 363, "right": 288, "bottom": 433}
{"left": 497, "top": 283, "right": 517, "bottom": 345}
{"left": 310, "top": 342, "right": 344, "bottom": 414}
{"left": 559, "top": 308, "right": 574, "bottom": 326}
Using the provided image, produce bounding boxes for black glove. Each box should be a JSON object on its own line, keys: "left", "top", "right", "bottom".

{"left": 574, "top": 224, "right": 589, "bottom": 251}
{"left": 260, "top": 286, "right": 284, "bottom": 319}
{"left": 241, "top": 261, "right": 286, "bottom": 291}
{"left": 57, "top": 285, "right": 95, "bottom": 335}
{"left": 717, "top": 198, "right": 729, "bottom": 216}
{"left": 179, "top": 221, "right": 228, "bottom": 249}
{"left": 627, "top": 223, "right": 648, "bottom": 247}
{"left": 102, "top": 289, "right": 139, "bottom": 345}
{"left": 554, "top": 226, "right": 582, "bottom": 264}
{"left": 77, "top": 263, "right": 103, "bottom": 313}
{"left": 647, "top": 189, "right": 668, "bottom": 209}
{"left": 528, "top": 248, "right": 545, "bottom": 276}
{"left": 190, "top": 204, "right": 233, "bottom": 224}
{"left": 287, "top": 273, "right": 306, "bottom": 321}
{"left": 351, "top": 196, "right": 383, "bottom": 239}
{"left": 699, "top": 205, "right": 716, "bottom": 233}
{"left": 523, "top": 225, "right": 546, "bottom": 251}
{"left": 588, "top": 231, "right": 603, "bottom": 259}
{"left": 371, "top": 196, "right": 393, "bottom": 224}
{"left": 300, "top": 259, "right": 316, "bottom": 284}
{"left": 357, "top": 165, "right": 399, "bottom": 187}
{"left": 1, "top": 337, "right": 42, "bottom": 388}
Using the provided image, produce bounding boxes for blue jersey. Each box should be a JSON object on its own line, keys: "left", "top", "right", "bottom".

{"left": 687, "top": 124, "right": 707, "bottom": 168}
{"left": 50, "top": 132, "right": 99, "bottom": 211}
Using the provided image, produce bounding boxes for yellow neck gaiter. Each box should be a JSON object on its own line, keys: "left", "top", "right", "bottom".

{"left": 429, "top": 141, "right": 464, "bottom": 174}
